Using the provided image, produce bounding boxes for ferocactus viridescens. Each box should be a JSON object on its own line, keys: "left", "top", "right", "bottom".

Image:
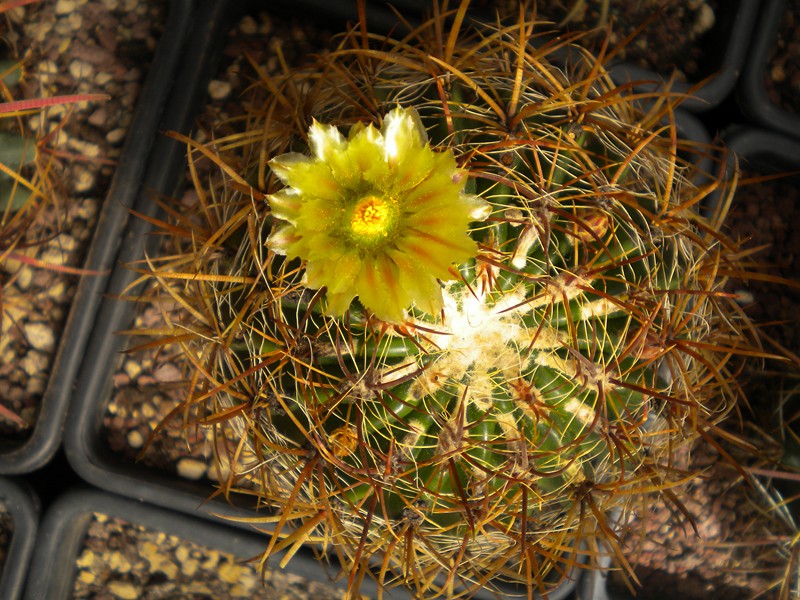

{"left": 266, "top": 106, "right": 490, "bottom": 322}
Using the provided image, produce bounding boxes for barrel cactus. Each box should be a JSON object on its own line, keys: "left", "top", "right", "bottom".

{"left": 140, "top": 4, "right": 757, "bottom": 598}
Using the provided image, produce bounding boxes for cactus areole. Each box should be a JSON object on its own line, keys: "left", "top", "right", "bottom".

{"left": 145, "top": 6, "right": 757, "bottom": 598}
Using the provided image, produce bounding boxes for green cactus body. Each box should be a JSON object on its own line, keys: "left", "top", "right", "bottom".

{"left": 144, "top": 6, "right": 755, "bottom": 599}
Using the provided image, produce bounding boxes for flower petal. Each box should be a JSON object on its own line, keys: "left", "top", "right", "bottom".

{"left": 396, "top": 229, "right": 476, "bottom": 280}
{"left": 269, "top": 157, "right": 342, "bottom": 201}
{"left": 308, "top": 119, "right": 346, "bottom": 162}
{"left": 324, "top": 288, "right": 359, "bottom": 317}
{"left": 268, "top": 152, "right": 311, "bottom": 184}
{"left": 356, "top": 253, "right": 407, "bottom": 322}
{"left": 267, "top": 189, "right": 303, "bottom": 223}
{"left": 327, "top": 123, "right": 388, "bottom": 188}
{"left": 382, "top": 106, "right": 427, "bottom": 166}
{"left": 388, "top": 248, "right": 444, "bottom": 316}
{"left": 328, "top": 252, "right": 362, "bottom": 294}
{"left": 266, "top": 224, "right": 301, "bottom": 256}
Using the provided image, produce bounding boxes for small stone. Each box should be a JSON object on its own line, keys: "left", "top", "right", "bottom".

{"left": 207, "top": 79, "right": 231, "bottom": 101}
{"left": 231, "top": 584, "right": 255, "bottom": 597}
{"left": 24, "top": 323, "right": 55, "bottom": 352}
{"left": 21, "top": 351, "right": 49, "bottom": 377}
{"left": 77, "top": 570, "right": 94, "bottom": 585}
{"left": 46, "top": 282, "right": 67, "bottom": 302}
{"left": 45, "top": 104, "right": 67, "bottom": 122}
{"left": 76, "top": 550, "right": 97, "bottom": 569}
{"left": 692, "top": 3, "right": 715, "bottom": 36}
{"left": 200, "top": 550, "right": 220, "bottom": 570}
{"left": 123, "top": 360, "right": 142, "bottom": 380}
{"left": 88, "top": 107, "right": 107, "bottom": 127}
{"left": 181, "top": 558, "right": 199, "bottom": 577}
{"left": 218, "top": 561, "right": 243, "bottom": 584}
{"left": 75, "top": 199, "right": 99, "bottom": 221}
{"left": 67, "top": 12, "right": 83, "bottom": 30}
{"left": 239, "top": 15, "right": 257, "bottom": 35}
{"left": 37, "top": 60, "right": 59, "bottom": 82}
{"left": 106, "top": 128, "right": 127, "bottom": 145}
{"left": 65, "top": 135, "right": 101, "bottom": 158}
{"left": 141, "top": 402, "right": 155, "bottom": 419}
{"left": 27, "top": 19, "right": 54, "bottom": 43}
{"left": 55, "top": 0, "right": 76, "bottom": 15}
{"left": 73, "top": 167, "right": 96, "bottom": 193}
{"left": 176, "top": 457, "right": 206, "bottom": 480}
{"left": 38, "top": 248, "right": 69, "bottom": 267}
{"left": 53, "top": 233, "right": 77, "bottom": 253}
{"left": 68, "top": 59, "right": 95, "bottom": 80}
{"left": 108, "top": 550, "right": 132, "bottom": 573}
{"left": 26, "top": 376, "right": 46, "bottom": 395}
{"left": 15, "top": 266, "right": 32, "bottom": 291}
{"left": 141, "top": 541, "right": 179, "bottom": 578}
{"left": 107, "top": 581, "right": 139, "bottom": 600}
{"left": 95, "top": 71, "right": 113, "bottom": 86}
{"left": 126, "top": 429, "right": 144, "bottom": 449}
{"left": 153, "top": 363, "right": 181, "bottom": 383}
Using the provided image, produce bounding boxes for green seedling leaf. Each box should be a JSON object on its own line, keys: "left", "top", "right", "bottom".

{"left": 0, "top": 174, "right": 32, "bottom": 212}
{"left": 0, "top": 130, "right": 35, "bottom": 167}
{"left": 0, "top": 131, "right": 35, "bottom": 212}
{"left": 0, "top": 59, "right": 22, "bottom": 88}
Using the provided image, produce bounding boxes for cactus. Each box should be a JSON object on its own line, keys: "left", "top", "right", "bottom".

{"left": 138, "top": 3, "right": 761, "bottom": 598}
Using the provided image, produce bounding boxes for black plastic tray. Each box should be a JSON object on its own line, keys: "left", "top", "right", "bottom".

{"left": 23, "top": 486, "right": 400, "bottom": 600}
{"left": 0, "top": 478, "right": 38, "bottom": 600}
{"left": 608, "top": 0, "right": 758, "bottom": 113}
{"left": 739, "top": 0, "right": 800, "bottom": 140}
{"left": 0, "top": 0, "right": 194, "bottom": 474}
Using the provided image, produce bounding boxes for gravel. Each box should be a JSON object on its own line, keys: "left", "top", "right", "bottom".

{"left": 73, "top": 512, "right": 345, "bottom": 599}
{"left": 0, "top": 0, "right": 166, "bottom": 437}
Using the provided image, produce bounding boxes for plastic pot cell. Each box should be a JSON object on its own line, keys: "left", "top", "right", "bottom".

{"left": 0, "top": 0, "right": 193, "bottom": 475}
{"left": 719, "top": 126, "right": 800, "bottom": 359}
{"left": 0, "top": 478, "right": 38, "bottom": 600}
{"left": 739, "top": 0, "right": 800, "bottom": 140}
{"left": 607, "top": 0, "right": 758, "bottom": 112}
{"left": 23, "top": 487, "right": 392, "bottom": 600}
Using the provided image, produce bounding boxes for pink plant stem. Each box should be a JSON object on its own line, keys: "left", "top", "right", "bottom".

{"left": 0, "top": 93, "right": 109, "bottom": 114}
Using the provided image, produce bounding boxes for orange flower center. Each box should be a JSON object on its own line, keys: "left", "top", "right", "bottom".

{"left": 350, "top": 195, "right": 392, "bottom": 238}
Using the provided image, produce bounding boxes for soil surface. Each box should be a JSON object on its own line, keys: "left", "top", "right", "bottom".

{"left": 73, "top": 512, "right": 345, "bottom": 599}
{"left": 0, "top": 0, "right": 165, "bottom": 438}
{"left": 105, "top": 10, "right": 333, "bottom": 480}
{"left": 766, "top": 0, "right": 800, "bottom": 114}
{"left": 517, "top": 0, "right": 720, "bottom": 82}
{"left": 0, "top": 502, "right": 11, "bottom": 571}
{"left": 102, "top": 4, "right": 800, "bottom": 600}
{"left": 726, "top": 172, "right": 800, "bottom": 360}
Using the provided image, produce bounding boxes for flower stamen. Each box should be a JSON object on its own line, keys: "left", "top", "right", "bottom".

{"left": 350, "top": 195, "right": 393, "bottom": 238}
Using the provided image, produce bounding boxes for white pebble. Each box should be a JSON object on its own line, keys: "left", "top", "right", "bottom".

{"left": 239, "top": 16, "right": 257, "bottom": 35}
{"left": 73, "top": 166, "right": 96, "bottom": 193}
{"left": 207, "top": 79, "right": 231, "bottom": 101}
{"left": 123, "top": 360, "right": 143, "bottom": 380}
{"left": 24, "top": 322, "right": 56, "bottom": 352}
{"left": 106, "top": 128, "right": 127, "bottom": 145}
{"left": 127, "top": 429, "right": 144, "bottom": 448}
{"left": 21, "top": 350, "right": 50, "bottom": 377}
{"left": 15, "top": 266, "right": 33, "bottom": 291}
{"left": 68, "top": 59, "right": 94, "bottom": 80}
{"left": 176, "top": 458, "right": 207, "bottom": 481}
{"left": 55, "top": 0, "right": 76, "bottom": 15}
{"left": 154, "top": 363, "right": 181, "bottom": 383}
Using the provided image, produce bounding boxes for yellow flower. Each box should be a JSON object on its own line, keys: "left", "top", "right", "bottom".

{"left": 266, "top": 106, "right": 489, "bottom": 322}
